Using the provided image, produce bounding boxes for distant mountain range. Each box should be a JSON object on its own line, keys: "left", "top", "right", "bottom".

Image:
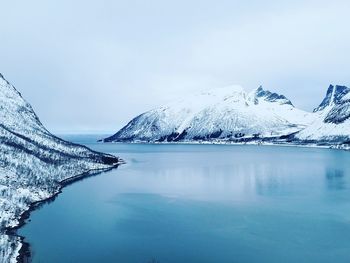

{"left": 0, "top": 74, "right": 120, "bottom": 263}
{"left": 103, "top": 85, "right": 350, "bottom": 147}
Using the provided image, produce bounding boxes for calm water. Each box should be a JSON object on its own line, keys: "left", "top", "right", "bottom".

{"left": 19, "top": 136, "right": 350, "bottom": 263}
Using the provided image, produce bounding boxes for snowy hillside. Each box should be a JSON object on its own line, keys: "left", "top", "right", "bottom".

{"left": 296, "top": 85, "right": 350, "bottom": 144}
{"left": 103, "top": 86, "right": 314, "bottom": 143}
{"left": 0, "top": 74, "right": 120, "bottom": 263}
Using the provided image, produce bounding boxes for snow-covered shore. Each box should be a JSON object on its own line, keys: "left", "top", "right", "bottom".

{"left": 0, "top": 74, "right": 121, "bottom": 263}
{"left": 102, "top": 139, "right": 349, "bottom": 151}
{"left": 2, "top": 164, "right": 122, "bottom": 263}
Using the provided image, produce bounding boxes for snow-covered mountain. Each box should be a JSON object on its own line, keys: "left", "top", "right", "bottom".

{"left": 296, "top": 85, "right": 350, "bottom": 144}
{"left": 103, "top": 85, "right": 314, "bottom": 143}
{"left": 0, "top": 73, "right": 120, "bottom": 263}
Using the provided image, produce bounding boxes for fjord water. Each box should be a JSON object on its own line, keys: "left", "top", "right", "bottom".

{"left": 19, "top": 137, "right": 350, "bottom": 263}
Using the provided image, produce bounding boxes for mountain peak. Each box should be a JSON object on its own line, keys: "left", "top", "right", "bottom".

{"left": 314, "top": 84, "right": 350, "bottom": 112}
{"left": 256, "top": 85, "right": 264, "bottom": 92}
{"left": 252, "top": 86, "right": 293, "bottom": 106}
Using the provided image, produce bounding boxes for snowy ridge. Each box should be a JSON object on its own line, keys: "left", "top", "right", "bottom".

{"left": 0, "top": 74, "right": 120, "bottom": 263}
{"left": 104, "top": 85, "right": 314, "bottom": 143}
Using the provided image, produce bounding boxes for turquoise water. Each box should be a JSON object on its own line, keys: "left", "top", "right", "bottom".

{"left": 19, "top": 137, "right": 350, "bottom": 263}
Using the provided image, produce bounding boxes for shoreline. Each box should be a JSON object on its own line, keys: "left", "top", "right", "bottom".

{"left": 100, "top": 140, "right": 349, "bottom": 151}
{"left": 5, "top": 162, "right": 123, "bottom": 263}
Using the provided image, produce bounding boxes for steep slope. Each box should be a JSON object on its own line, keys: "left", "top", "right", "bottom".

{"left": 103, "top": 86, "right": 314, "bottom": 143}
{"left": 0, "top": 74, "right": 120, "bottom": 263}
{"left": 296, "top": 85, "right": 350, "bottom": 144}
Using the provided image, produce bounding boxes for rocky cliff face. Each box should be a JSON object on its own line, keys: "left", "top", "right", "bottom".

{"left": 296, "top": 85, "right": 350, "bottom": 143}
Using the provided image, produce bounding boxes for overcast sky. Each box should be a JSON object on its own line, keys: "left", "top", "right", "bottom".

{"left": 1, "top": 0, "right": 350, "bottom": 134}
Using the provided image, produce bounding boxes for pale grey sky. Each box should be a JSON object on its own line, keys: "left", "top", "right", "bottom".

{"left": 1, "top": 0, "right": 350, "bottom": 133}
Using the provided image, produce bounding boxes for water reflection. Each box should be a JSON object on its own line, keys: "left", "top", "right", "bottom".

{"left": 325, "top": 169, "right": 346, "bottom": 190}
{"left": 19, "top": 143, "right": 350, "bottom": 263}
